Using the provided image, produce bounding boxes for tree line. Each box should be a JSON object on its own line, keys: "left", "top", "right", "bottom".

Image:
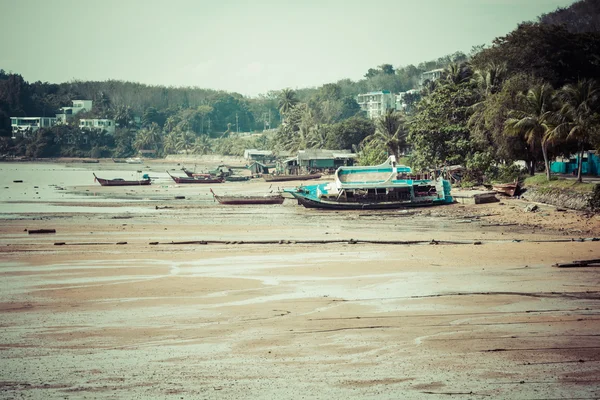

{"left": 1, "top": 0, "right": 598, "bottom": 183}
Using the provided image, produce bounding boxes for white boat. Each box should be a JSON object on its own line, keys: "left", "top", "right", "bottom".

{"left": 126, "top": 157, "right": 143, "bottom": 164}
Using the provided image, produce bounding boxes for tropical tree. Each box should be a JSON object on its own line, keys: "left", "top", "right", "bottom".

{"left": 192, "top": 134, "right": 212, "bottom": 155}
{"left": 504, "top": 83, "right": 557, "bottom": 180}
{"left": 363, "top": 109, "right": 408, "bottom": 160}
{"left": 133, "top": 122, "right": 163, "bottom": 154}
{"left": 551, "top": 79, "right": 600, "bottom": 182}
{"left": 278, "top": 88, "right": 298, "bottom": 122}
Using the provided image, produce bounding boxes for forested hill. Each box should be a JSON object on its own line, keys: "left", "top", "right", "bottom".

{"left": 539, "top": 0, "right": 600, "bottom": 33}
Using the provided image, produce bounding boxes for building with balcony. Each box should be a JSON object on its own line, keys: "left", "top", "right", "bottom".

{"left": 10, "top": 117, "right": 57, "bottom": 136}
{"left": 79, "top": 118, "right": 115, "bottom": 134}
{"left": 356, "top": 90, "right": 395, "bottom": 119}
{"left": 419, "top": 68, "right": 444, "bottom": 86}
{"left": 56, "top": 100, "right": 93, "bottom": 123}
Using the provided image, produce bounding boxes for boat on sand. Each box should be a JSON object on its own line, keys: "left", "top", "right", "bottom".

{"left": 210, "top": 189, "right": 284, "bottom": 205}
{"left": 93, "top": 173, "right": 151, "bottom": 186}
{"left": 285, "top": 156, "right": 453, "bottom": 210}
{"left": 167, "top": 171, "right": 223, "bottom": 184}
{"left": 263, "top": 173, "right": 321, "bottom": 182}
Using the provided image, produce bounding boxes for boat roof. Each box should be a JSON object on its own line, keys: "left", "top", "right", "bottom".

{"left": 335, "top": 156, "right": 415, "bottom": 189}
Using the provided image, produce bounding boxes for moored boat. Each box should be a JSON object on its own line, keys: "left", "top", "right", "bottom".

{"left": 210, "top": 189, "right": 284, "bottom": 205}
{"left": 284, "top": 156, "right": 453, "bottom": 210}
{"left": 93, "top": 173, "right": 151, "bottom": 186}
{"left": 263, "top": 173, "right": 321, "bottom": 182}
{"left": 167, "top": 171, "right": 223, "bottom": 184}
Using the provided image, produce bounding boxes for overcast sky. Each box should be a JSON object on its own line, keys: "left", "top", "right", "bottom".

{"left": 0, "top": 0, "right": 576, "bottom": 97}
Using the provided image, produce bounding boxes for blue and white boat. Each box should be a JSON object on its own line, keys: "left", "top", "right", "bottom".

{"left": 285, "top": 156, "right": 453, "bottom": 210}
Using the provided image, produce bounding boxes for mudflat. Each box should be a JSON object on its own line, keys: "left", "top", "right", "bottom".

{"left": 1, "top": 161, "right": 600, "bottom": 399}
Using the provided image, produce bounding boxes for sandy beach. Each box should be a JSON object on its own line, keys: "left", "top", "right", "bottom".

{"left": 1, "top": 160, "right": 600, "bottom": 399}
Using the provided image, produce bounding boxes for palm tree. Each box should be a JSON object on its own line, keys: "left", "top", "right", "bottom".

{"left": 278, "top": 88, "right": 298, "bottom": 123}
{"left": 364, "top": 109, "right": 408, "bottom": 160}
{"left": 133, "top": 122, "right": 163, "bottom": 154}
{"left": 444, "top": 62, "right": 473, "bottom": 86}
{"left": 307, "top": 125, "right": 328, "bottom": 149}
{"left": 192, "top": 134, "right": 212, "bottom": 155}
{"left": 504, "top": 83, "right": 557, "bottom": 180}
{"left": 551, "top": 79, "right": 600, "bottom": 182}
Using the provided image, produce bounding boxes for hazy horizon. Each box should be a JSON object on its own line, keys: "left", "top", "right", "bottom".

{"left": 0, "top": 0, "right": 577, "bottom": 97}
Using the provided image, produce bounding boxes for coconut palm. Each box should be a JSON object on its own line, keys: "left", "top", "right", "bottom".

{"left": 551, "top": 79, "right": 600, "bottom": 182}
{"left": 278, "top": 88, "right": 298, "bottom": 122}
{"left": 307, "top": 125, "right": 328, "bottom": 149}
{"left": 364, "top": 109, "right": 408, "bottom": 160}
{"left": 504, "top": 83, "right": 557, "bottom": 180}
{"left": 192, "top": 134, "right": 212, "bottom": 155}
{"left": 133, "top": 122, "right": 163, "bottom": 153}
{"left": 444, "top": 62, "right": 473, "bottom": 86}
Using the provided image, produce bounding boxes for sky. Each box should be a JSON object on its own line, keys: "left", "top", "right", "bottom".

{"left": 0, "top": 0, "right": 577, "bottom": 97}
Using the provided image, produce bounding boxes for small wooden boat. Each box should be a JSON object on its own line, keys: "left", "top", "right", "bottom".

{"left": 112, "top": 158, "right": 127, "bottom": 163}
{"left": 492, "top": 181, "right": 519, "bottom": 197}
{"left": 93, "top": 173, "right": 151, "bottom": 186}
{"left": 126, "top": 157, "right": 143, "bottom": 164}
{"left": 167, "top": 171, "right": 223, "bottom": 184}
{"left": 225, "top": 175, "right": 251, "bottom": 182}
{"left": 82, "top": 159, "right": 99, "bottom": 163}
{"left": 263, "top": 173, "right": 321, "bottom": 182}
{"left": 210, "top": 189, "right": 284, "bottom": 205}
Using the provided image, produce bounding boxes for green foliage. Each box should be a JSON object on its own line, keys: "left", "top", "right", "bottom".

{"left": 408, "top": 81, "right": 480, "bottom": 170}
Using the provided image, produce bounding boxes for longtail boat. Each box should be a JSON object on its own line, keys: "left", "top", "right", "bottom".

{"left": 225, "top": 175, "right": 251, "bottom": 182}
{"left": 263, "top": 173, "right": 321, "bottom": 182}
{"left": 93, "top": 173, "right": 151, "bottom": 186}
{"left": 167, "top": 171, "right": 223, "bottom": 184}
{"left": 284, "top": 156, "right": 453, "bottom": 210}
{"left": 210, "top": 189, "right": 284, "bottom": 205}
{"left": 492, "top": 181, "right": 519, "bottom": 197}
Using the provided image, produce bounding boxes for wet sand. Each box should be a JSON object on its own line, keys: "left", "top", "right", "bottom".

{"left": 1, "top": 160, "right": 600, "bottom": 399}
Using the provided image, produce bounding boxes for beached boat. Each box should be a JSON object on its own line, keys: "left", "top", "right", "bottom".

{"left": 225, "top": 175, "right": 251, "bottom": 182}
{"left": 210, "top": 189, "right": 284, "bottom": 205}
{"left": 284, "top": 156, "right": 453, "bottom": 210}
{"left": 112, "top": 158, "right": 127, "bottom": 163}
{"left": 167, "top": 171, "right": 223, "bottom": 184}
{"left": 126, "top": 157, "right": 143, "bottom": 164}
{"left": 93, "top": 173, "right": 151, "bottom": 186}
{"left": 263, "top": 173, "right": 321, "bottom": 182}
{"left": 492, "top": 181, "right": 519, "bottom": 197}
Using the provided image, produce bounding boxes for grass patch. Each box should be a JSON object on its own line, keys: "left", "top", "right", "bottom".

{"left": 523, "top": 174, "right": 596, "bottom": 194}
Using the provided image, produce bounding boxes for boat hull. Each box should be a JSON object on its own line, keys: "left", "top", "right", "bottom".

{"left": 263, "top": 173, "right": 321, "bottom": 182}
{"left": 96, "top": 178, "right": 151, "bottom": 186}
{"left": 292, "top": 193, "right": 440, "bottom": 210}
{"left": 171, "top": 177, "right": 223, "bottom": 184}
{"left": 492, "top": 183, "right": 519, "bottom": 197}
{"left": 215, "top": 196, "right": 284, "bottom": 205}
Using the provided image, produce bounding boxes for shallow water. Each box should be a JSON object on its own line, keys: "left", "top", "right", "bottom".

{"left": 0, "top": 162, "right": 162, "bottom": 215}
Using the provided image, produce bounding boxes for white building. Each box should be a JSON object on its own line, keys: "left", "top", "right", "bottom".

{"left": 356, "top": 90, "right": 395, "bottom": 119}
{"left": 79, "top": 118, "right": 115, "bottom": 134}
{"left": 10, "top": 117, "right": 57, "bottom": 136}
{"left": 419, "top": 68, "right": 444, "bottom": 86}
{"left": 395, "top": 89, "right": 420, "bottom": 111}
{"left": 56, "top": 100, "right": 93, "bottom": 123}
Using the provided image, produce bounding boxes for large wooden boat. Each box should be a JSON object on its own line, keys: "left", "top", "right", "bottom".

{"left": 93, "top": 173, "right": 151, "bottom": 187}
{"left": 284, "top": 156, "right": 453, "bottom": 210}
{"left": 263, "top": 173, "right": 321, "bottom": 182}
{"left": 210, "top": 189, "right": 284, "bottom": 205}
{"left": 167, "top": 171, "right": 223, "bottom": 184}
{"left": 492, "top": 181, "right": 519, "bottom": 197}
